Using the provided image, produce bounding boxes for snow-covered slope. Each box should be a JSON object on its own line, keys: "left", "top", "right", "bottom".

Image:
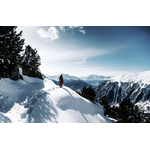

{"left": 0, "top": 76, "right": 113, "bottom": 123}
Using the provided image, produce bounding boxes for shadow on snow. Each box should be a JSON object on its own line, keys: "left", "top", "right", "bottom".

{"left": 24, "top": 91, "right": 59, "bottom": 123}
{"left": 0, "top": 112, "right": 11, "bottom": 123}
{"left": 0, "top": 79, "right": 45, "bottom": 114}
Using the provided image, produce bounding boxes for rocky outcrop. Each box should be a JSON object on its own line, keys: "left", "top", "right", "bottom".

{"left": 22, "top": 67, "right": 43, "bottom": 79}
{"left": 10, "top": 68, "right": 23, "bottom": 80}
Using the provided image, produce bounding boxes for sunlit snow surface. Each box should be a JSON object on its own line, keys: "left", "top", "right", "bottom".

{"left": 0, "top": 76, "right": 114, "bottom": 123}
{"left": 110, "top": 70, "right": 150, "bottom": 85}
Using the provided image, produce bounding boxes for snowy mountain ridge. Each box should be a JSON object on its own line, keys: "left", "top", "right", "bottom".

{"left": 47, "top": 73, "right": 80, "bottom": 81}
{"left": 80, "top": 74, "right": 111, "bottom": 81}
{"left": 0, "top": 75, "right": 114, "bottom": 123}
{"left": 95, "top": 70, "right": 150, "bottom": 113}
{"left": 47, "top": 73, "right": 111, "bottom": 81}
{"left": 110, "top": 70, "right": 150, "bottom": 85}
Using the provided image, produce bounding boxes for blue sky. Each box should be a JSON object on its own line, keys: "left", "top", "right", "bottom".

{"left": 16, "top": 26, "right": 150, "bottom": 77}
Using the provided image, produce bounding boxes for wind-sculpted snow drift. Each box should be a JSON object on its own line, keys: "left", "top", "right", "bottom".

{"left": 0, "top": 75, "right": 113, "bottom": 123}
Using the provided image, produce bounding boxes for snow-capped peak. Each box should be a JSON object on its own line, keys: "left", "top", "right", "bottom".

{"left": 47, "top": 73, "right": 80, "bottom": 81}
{"left": 80, "top": 74, "right": 111, "bottom": 81}
{"left": 110, "top": 70, "right": 150, "bottom": 84}
{"left": 47, "top": 73, "right": 111, "bottom": 81}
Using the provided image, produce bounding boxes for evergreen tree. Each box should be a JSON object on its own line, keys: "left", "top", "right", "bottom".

{"left": 21, "top": 45, "right": 41, "bottom": 71}
{"left": 117, "top": 98, "right": 133, "bottom": 122}
{"left": 100, "top": 95, "right": 111, "bottom": 116}
{"left": 88, "top": 85, "right": 96, "bottom": 103}
{"left": 0, "top": 26, "right": 24, "bottom": 79}
{"left": 109, "top": 105, "right": 118, "bottom": 119}
{"left": 99, "top": 96, "right": 149, "bottom": 123}
{"left": 80, "top": 85, "right": 96, "bottom": 103}
{"left": 117, "top": 98, "right": 147, "bottom": 123}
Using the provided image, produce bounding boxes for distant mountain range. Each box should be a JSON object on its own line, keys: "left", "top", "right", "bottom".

{"left": 48, "top": 74, "right": 79, "bottom": 81}
{"left": 51, "top": 79, "right": 90, "bottom": 92}
{"left": 47, "top": 74, "right": 111, "bottom": 91}
{"left": 80, "top": 74, "right": 111, "bottom": 87}
{"left": 80, "top": 74, "right": 111, "bottom": 81}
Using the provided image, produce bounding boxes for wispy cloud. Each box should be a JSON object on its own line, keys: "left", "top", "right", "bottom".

{"left": 79, "top": 29, "right": 86, "bottom": 34}
{"left": 78, "top": 26, "right": 86, "bottom": 34}
{"left": 40, "top": 46, "right": 110, "bottom": 64}
{"left": 59, "top": 26, "right": 65, "bottom": 32}
{"left": 40, "top": 46, "right": 128, "bottom": 76}
{"left": 57, "top": 26, "right": 86, "bottom": 35}
{"left": 79, "top": 26, "right": 84, "bottom": 29}
{"left": 69, "top": 26, "right": 79, "bottom": 29}
{"left": 75, "top": 57, "right": 87, "bottom": 64}
{"left": 37, "top": 26, "right": 59, "bottom": 41}
{"left": 68, "top": 26, "right": 86, "bottom": 34}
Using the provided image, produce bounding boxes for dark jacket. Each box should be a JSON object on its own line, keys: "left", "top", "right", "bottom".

{"left": 59, "top": 75, "right": 63, "bottom": 83}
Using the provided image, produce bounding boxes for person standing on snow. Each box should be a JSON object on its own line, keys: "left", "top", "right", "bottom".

{"left": 59, "top": 74, "right": 63, "bottom": 88}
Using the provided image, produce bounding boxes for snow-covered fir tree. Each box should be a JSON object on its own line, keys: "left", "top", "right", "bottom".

{"left": 21, "top": 45, "right": 41, "bottom": 71}
{"left": 0, "top": 26, "right": 24, "bottom": 79}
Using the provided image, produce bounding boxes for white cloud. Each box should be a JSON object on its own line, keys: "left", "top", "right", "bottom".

{"left": 37, "top": 26, "right": 59, "bottom": 41}
{"left": 79, "top": 29, "right": 86, "bottom": 34}
{"left": 69, "top": 26, "right": 86, "bottom": 34}
{"left": 69, "top": 26, "right": 79, "bottom": 29}
{"left": 59, "top": 26, "right": 65, "bottom": 31}
{"left": 76, "top": 57, "right": 87, "bottom": 64}
{"left": 79, "top": 26, "right": 84, "bottom": 29}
